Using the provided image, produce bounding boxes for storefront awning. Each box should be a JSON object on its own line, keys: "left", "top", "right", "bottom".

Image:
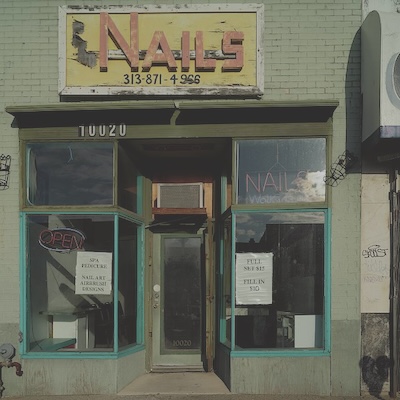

{"left": 6, "top": 100, "right": 338, "bottom": 128}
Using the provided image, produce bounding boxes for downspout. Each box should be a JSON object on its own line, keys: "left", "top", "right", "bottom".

{"left": 389, "top": 168, "right": 399, "bottom": 398}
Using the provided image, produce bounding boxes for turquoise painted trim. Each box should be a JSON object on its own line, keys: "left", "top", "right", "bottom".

{"left": 221, "top": 175, "right": 227, "bottom": 212}
{"left": 231, "top": 349, "right": 329, "bottom": 358}
{"left": 113, "top": 214, "right": 119, "bottom": 353}
{"left": 137, "top": 174, "right": 143, "bottom": 215}
{"left": 21, "top": 344, "right": 145, "bottom": 360}
{"left": 324, "top": 208, "right": 332, "bottom": 353}
{"left": 23, "top": 211, "right": 117, "bottom": 216}
{"left": 136, "top": 223, "right": 145, "bottom": 344}
{"left": 231, "top": 214, "right": 236, "bottom": 352}
{"left": 19, "top": 213, "right": 27, "bottom": 354}
{"left": 218, "top": 216, "right": 226, "bottom": 344}
{"left": 116, "top": 344, "right": 145, "bottom": 358}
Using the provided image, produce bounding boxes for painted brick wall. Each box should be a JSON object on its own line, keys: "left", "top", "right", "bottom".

{"left": 0, "top": 0, "right": 362, "bottom": 396}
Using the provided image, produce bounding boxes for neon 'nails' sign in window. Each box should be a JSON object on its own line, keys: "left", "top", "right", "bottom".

{"left": 39, "top": 228, "right": 86, "bottom": 253}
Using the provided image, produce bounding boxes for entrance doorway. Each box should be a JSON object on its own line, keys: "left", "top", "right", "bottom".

{"left": 127, "top": 137, "right": 231, "bottom": 372}
{"left": 151, "top": 234, "right": 203, "bottom": 370}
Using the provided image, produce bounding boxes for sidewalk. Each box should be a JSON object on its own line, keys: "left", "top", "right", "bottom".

{"left": 3, "top": 372, "right": 397, "bottom": 400}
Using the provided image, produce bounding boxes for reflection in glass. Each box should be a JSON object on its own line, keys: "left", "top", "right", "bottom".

{"left": 118, "top": 218, "right": 138, "bottom": 349}
{"left": 118, "top": 143, "right": 140, "bottom": 213}
{"left": 27, "top": 142, "right": 113, "bottom": 206}
{"left": 236, "top": 138, "right": 326, "bottom": 204}
{"left": 162, "top": 237, "right": 201, "bottom": 354}
{"left": 222, "top": 215, "right": 232, "bottom": 347}
{"left": 27, "top": 214, "right": 114, "bottom": 352}
{"left": 234, "top": 212, "right": 325, "bottom": 349}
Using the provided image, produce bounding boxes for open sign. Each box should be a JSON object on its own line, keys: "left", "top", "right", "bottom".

{"left": 39, "top": 228, "right": 86, "bottom": 253}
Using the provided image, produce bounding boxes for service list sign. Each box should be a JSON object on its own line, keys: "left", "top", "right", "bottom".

{"left": 59, "top": 5, "right": 263, "bottom": 96}
{"left": 235, "top": 253, "right": 273, "bottom": 305}
{"left": 75, "top": 252, "right": 112, "bottom": 295}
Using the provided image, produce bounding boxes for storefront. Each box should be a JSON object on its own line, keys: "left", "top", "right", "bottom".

{"left": 1, "top": 1, "right": 363, "bottom": 397}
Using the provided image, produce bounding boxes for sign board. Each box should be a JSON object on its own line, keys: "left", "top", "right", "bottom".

{"left": 59, "top": 5, "right": 264, "bottom": 96}
{"left": 75, "top": 251, "right": 112, "bottom": 295}
{"left": 235, "top": 252, "right": 273, "bottom": 305}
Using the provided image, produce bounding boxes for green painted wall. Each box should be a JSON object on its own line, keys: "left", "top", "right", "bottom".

{"left": 0, "top": 0, "right": 362, "bottom": 396}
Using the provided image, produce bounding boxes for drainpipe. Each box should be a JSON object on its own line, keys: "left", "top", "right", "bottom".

{"left": 0, "top": 343, "right": 23, "bottom": 398}
{"left": 389, "top": 169, "right": 399, "bottom": 398}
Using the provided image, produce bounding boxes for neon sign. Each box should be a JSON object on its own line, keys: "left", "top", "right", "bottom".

{"left": 39, "top": 228, "right": 86, "bottom": 253}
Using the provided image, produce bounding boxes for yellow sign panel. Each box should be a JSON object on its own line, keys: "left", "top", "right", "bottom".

{"left": 59, "top": 5, "right": 263, "bottom": 96}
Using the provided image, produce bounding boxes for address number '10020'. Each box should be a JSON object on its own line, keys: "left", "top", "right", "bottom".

{"left": 78, "top": 124, "right": 127, "bottom": 137}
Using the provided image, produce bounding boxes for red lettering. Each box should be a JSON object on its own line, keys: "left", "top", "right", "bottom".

{"left": 246, "top": 173, "right": 261, "bottom": 193}
{"left": 52, "top": 231, "right": 63, "bottom": 246}
{"left": 39, "top": 228, "right": 85, "bottom": 252}
{"left": 222, "top": 31, "right": 244, "bottom": 71}
{"left": 195, "top": 31, "right": 216, "bottom": 71}
{"left": 262, "top": 172, "right": 278, "bottom": 192}
{"left": 71, "top": 234, "right": 84, "bottom": 250}
{"left": 142, "top": 31, "right": 177, "bottom": 72}
{"left": 61, "top": 234, "right": 73, "bottom": 249}
{"left": 99, "top": 12, "right": 139, "bottom": 72}
{"left": 39, "top": 230, "right": 52, "bottom": 244}
{"left": 181, "top": 31, "right": 190, "bottom": 72}
{"left": 97, "top": 14, "right": 246, "bottom": 73}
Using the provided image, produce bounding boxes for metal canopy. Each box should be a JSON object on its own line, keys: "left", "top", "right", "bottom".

{"left": 6, "top": 100, "right": 339, "bottom": 128}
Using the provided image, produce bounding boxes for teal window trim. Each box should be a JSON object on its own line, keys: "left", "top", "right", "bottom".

{"left": 227, "top": 208, "right": 331, "bottom": 356}
{"left": 137, "top": 175, "right": 143, "bottom": 216}
{"left": 324, "top": 208, "right": 332, "bottom": 353}
{"left": 136, "top": 222, "right": 145, "bottom": 345}
{"left": 20, "top": 210, "right": 145, "bottom": 359}
{"left": 19, "top": 212, "right": 28, "bottom": 355}
{"left": 230, "top": 349, "right": 329, "bottom": 358}
{"left": 113, "top": 214, "right": 119, "bottom": 353}
{"left": 218, "top": 228, "right": 226, "bottom": 345}
{"left": 231, "top": 213, "right": 236, "bottom": 352}
{"left": 218, "top": 220, "right": 225, "bottom": 344}
{"left": 221, "top": 175, "right": 227, "bottom": 213}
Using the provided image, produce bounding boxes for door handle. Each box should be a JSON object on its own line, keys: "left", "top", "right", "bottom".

{"left": 153, "top": 284, "right": 160, "bottom": 309}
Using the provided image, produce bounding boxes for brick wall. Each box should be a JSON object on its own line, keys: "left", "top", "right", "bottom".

{"left": 0, "top": 0, "right": 362, "bottom": 396}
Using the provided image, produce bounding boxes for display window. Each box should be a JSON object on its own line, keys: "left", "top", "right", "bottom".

{"left": 22, "top": 141, "right": 143, "bottom": 355}
{"left": 219, "top": 137, "right": 330, "bottom": 353}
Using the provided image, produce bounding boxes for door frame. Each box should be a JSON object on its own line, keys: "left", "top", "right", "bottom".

{"left": 150, "top": 232, "right": 206, "bottom": 371}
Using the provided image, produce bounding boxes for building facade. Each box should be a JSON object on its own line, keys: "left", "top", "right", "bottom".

{"left": 0, "top": 0, "right": 382, "bottom": 397}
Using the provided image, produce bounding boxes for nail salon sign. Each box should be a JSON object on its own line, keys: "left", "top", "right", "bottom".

{"left": 59, "top": 4, "right": 263, "bottom": 96}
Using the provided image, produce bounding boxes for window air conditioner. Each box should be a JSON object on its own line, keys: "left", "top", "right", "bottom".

{"left": 157, "top": 183, "right": 204, "bottom": 208}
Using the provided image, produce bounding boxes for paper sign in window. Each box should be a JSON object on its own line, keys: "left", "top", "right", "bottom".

{"left": 75, "top": 251, "right": 112, "bottom": 295}
{"left": 235, "top": 252, "right": 273, "bottom": 305}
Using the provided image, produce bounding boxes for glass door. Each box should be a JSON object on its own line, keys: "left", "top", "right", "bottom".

{"left": 152, "top": 234, "right": 203, "bottom": 370}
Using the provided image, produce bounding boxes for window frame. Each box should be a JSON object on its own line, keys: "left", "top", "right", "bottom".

{"left": 20, "top": 138, "right": 145, "bottom": 359}
{"left": 217, "top": 135, "right": 331, "bottom": 356}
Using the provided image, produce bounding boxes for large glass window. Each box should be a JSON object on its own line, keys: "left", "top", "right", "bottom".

{"left": 234, "top": 211, "right": 325, "bottom": 349}
{"left": 118, "top": 217, "right": 138, "bottom": 349}
{"left": 27, "top": 214, "right": 115, "bottom": 352}
{"left": 26, "top": 214, "right": 140, "bottom": 353}
{"left": 27, "top": 142, "right": 114, "bottom": 206}
{"left": 24, "top": 139, "right": 143, "bottom": 355}
{"left": 236, "top": 138, "right": 326, "bottom": 204}
{"left": 219, "top": 137, "right": 329, "bottom": 352}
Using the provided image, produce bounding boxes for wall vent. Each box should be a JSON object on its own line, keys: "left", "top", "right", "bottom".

{"left": 157, "top": 183, "right": 203, "bottom": 208}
